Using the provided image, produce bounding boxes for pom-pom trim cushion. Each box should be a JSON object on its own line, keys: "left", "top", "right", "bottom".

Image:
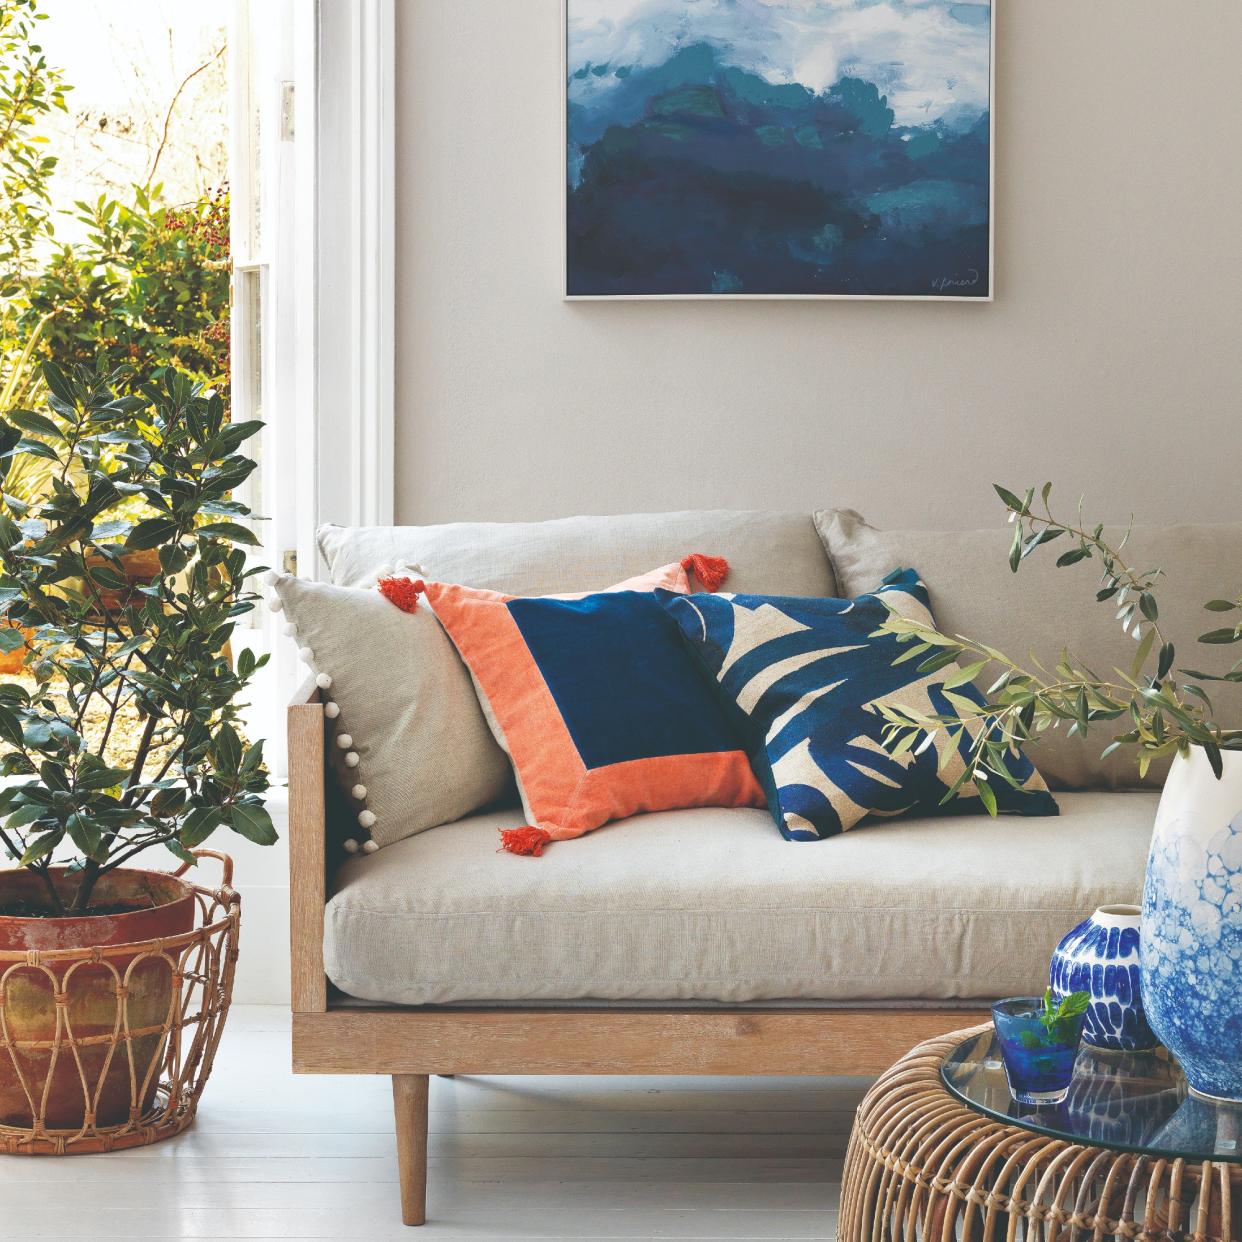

{"left": 271, "top": 567, "right": 514, "bottom": 852}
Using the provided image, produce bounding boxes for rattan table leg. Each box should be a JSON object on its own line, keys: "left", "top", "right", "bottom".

{"left": 836, "top": 1027, "right": 1242, "bottom": 1242}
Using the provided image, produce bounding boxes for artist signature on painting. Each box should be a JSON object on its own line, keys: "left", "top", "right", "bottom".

{"left": 930, "top": 269, "right": 981, "bottom": 292}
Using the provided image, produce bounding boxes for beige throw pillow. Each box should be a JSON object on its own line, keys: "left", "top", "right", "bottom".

{"left": 272, "top": 574, "right": 513, "bottom": 850}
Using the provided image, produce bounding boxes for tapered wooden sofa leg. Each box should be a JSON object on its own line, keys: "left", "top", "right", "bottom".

{"left": 392, "top": 1074, "right": 429, "bottom": 1226}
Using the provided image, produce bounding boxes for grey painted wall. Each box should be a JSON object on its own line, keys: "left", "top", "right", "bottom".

{"left": 393, "top": 1, "right": 1241, "bottom": 530}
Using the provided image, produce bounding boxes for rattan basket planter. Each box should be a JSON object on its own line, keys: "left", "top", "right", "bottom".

{"left": 0, "top": 851, "right": 240, "bottom": 1155}
{"left": 839, "top": 1026, "right": 1242, "bottom": 1242}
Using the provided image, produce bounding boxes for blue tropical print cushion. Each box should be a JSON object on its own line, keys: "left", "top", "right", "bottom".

{"left": 657, "top": 569, "right": 1058, "bottom": 840}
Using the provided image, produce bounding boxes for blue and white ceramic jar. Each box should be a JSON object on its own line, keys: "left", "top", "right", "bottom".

{"left": 1050, "top": 905, "right": 1156, "bottom": 1051}
{"left": 1141, "top": 747, "right": 1242, "bottom": 1101}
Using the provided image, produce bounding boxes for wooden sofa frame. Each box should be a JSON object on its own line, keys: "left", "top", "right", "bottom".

{"left": 287, "top": 679, "right": 988, "bottom": 1226}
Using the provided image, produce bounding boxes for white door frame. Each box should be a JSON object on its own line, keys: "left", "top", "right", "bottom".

{"left": 231, "top": 0, "right": 396, "bottom": 767}
{"left": 235, "top": 0, "right": 395, "bottom": 581}
{"left": 309, "top": 0, "right": 395, "bottom": 552}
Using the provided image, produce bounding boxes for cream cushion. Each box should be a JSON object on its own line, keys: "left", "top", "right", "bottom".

{"left": 816, "top": 509, "right": 1242, "bottom": 791}
{"left": 324, "top": 792, "right": 1158, "bottom": 1006}
{"left": 273, "top": 575, "right": 512, "bottom": 849}
{"left": 318, "top": 509, "right": 837, "bottom": 596}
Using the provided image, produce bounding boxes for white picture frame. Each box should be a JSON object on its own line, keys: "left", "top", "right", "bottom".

{"left": 562, "top": 0, "right": 996, "bottom": 302}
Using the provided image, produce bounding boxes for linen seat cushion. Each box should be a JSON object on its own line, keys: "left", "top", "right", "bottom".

{"left": 324, "top": 791, "right": 1159, "bottom": 1006}
{"left": 318, "top": 509, "right": 837, "bottom": 596}
{"left": 815, "top": 509, "right": 1242, "bottom": 790}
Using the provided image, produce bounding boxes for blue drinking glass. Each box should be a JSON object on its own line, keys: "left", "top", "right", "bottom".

{"left": 992, "top": 997, "right": 1087, "bottom": 1105}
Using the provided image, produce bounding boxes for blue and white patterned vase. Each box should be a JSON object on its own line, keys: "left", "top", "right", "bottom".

{"left": 1141, "top": 746, "right": 1242, "bottom": 1101}
{"left": 1050, "top": 905, "right": 1156, "bottom": 1051}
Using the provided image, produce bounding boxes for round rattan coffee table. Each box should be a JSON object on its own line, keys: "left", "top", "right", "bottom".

{"left": 839, "top": 1026, "right": 1242, "bottom": 1242}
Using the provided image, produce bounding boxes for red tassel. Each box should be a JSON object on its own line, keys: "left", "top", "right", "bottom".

{"left": 378, "top": 576, "right": 426, "bottom": 614}
{"left": 681, "top": 553, "right": 729, "bottom": 593}
{"left": 499, "top": 826, "right": 553, "bottom": 856}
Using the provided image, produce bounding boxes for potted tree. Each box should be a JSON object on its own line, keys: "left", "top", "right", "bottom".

{"left": 874, "top": 483, "right": 1242, "bottom": 1102}
{"left": 0, "top": 360, "right": 271, "bottom": 1134}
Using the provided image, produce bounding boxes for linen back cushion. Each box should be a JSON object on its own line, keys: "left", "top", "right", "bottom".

{"left": 318, "top": 509, "right": 836, "bottom": 596}
{"left": 815, "top": 509, "right": 1242, "bottom": 791}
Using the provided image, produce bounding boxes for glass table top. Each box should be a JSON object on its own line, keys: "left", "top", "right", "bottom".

{"left": 941, "top": 1029, "right": 1242, "bottom": 1165}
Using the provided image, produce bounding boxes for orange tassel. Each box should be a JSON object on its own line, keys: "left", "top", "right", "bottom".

{"left": 378, "top": 576, "right": 426, "bottom": 614}
{"left": 499, "top": 826, "right": 553, "bottom": 856}
{"left": 680, "top": 553, "right": 729, "bottom": 593}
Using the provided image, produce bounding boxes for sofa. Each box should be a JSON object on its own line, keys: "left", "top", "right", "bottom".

{"left": 287, "top": 507, "right": 1241, "bottom": 1225}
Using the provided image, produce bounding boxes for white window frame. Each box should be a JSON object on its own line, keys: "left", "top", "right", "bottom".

{"left": 230, "top": 0, "right": 396, "bottom": 770}
{"left": 312, "top": 0, "right": 395, "bottom": 545}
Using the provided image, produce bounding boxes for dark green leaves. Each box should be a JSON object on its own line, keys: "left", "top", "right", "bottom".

{"left": 1157, "top": 643, "right": 1175, "bottom": 679}
{"left": 976, "top": 778, "right": 997, "bottom": 816}
{"left": 8, "top": 408, "right": 63, "bottom": 439}
{"left": 1057, "top": 547, "right": 1091, "bottom": 568}
{"left": 1200, "top": 628, "right": 1242, "bottom": 645}
{"left": 180, "top": 806, "right": 222, "bottom": 848}
{"left": 229, "top": 802, "right": 277, "bottom": 845}
{"left": 994, "top": 485, "right": 1026, "bottom": 513}
{"left": 0, "top": 363, "right": 275, "bottom": 902}
{"left": 40, "top": 361, "right": 77, "bottom": 408}
{"left": 126, "top": 516, "right": 181, "bottom": 550}
{"left": 0, "top": 705, "right": 24, "bottom": 748}
{"left": 196, "top": 521, "right": 259, "bottom": 546}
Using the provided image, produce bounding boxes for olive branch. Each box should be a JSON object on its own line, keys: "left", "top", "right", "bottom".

{"left": 872, "top": 483, "right": 1242, "bottom": 807}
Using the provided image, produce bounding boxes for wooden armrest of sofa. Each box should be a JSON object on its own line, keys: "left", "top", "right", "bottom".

{"left": 288, "top": 673, "right": 328, "bottom": 1014}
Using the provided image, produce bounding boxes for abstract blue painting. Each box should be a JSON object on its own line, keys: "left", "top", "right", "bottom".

{"left": 566, "top": 0, "right": 993, "bottom": 299}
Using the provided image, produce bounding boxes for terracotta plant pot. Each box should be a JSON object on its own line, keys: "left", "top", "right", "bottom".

{"left": 83, "top": 548, "right": 163, "bottom": 613}
{"left": 0, "top": 867, "right": 196, "bottom": 1131}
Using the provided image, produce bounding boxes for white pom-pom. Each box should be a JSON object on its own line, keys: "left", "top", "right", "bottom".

{"left": 351, "top": 783, "right": 367, "bottom": 800}
{"left": 323, "top": 700, "right": 340, "bottom": 718}
{"left": 362, "top": 840, "right": 379, "bottom": 854}
{"left": 267, "top": 595, "right": 284, "bottom": 613}
{"left": 358, "top": 809, "right": 377, "bottom": 829}
{"left": 298, "top": 645, "right": 314, "bottom": 663}
{"left": 282, "top": 621, "right": 297, "bottom": 636}
{"left": 315, "top": 672, "right": 333, "bottom": 690}
{"left": 336, "top": 733, "right": 353, "bottom": 749}
{"left": 342, "top": 838, "right": 360, "bottom": 854}
{"left": 344, "top": 751, "right": 360, "bottom": 768}
{"left": 263, "top": 569, "right": 279, "bottom": 587}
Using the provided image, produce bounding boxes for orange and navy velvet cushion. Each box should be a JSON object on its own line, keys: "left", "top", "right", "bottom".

{"left": 416, "top": 558, "right": 765, "bottom": 854}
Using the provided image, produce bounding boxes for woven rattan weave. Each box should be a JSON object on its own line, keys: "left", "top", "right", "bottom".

{"left": 0, "top": 851, "right": 239, "bottom": 1154}
{"left": 839, "top": 1027, "right": 1242, "bottom": 1242}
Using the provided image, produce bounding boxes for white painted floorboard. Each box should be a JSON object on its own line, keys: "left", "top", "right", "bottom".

{"left": 0, "top": 1006, "right": 871, "bottom": 1241}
